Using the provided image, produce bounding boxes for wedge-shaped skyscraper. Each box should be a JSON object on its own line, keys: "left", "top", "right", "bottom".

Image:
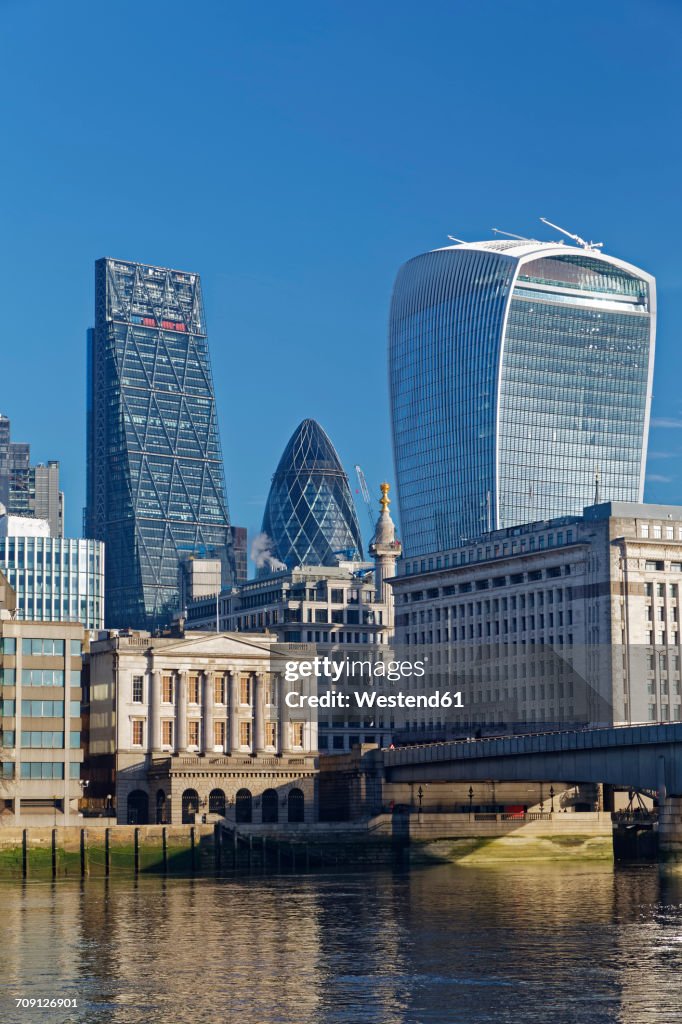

{"left": 86, "top": 258, "right": 235, "bottom": 628}
{"left": 260, "top": 419, "right": 363, "bottom": 572}
{"left": 389, "top": 239, "right": 656, "bottom": 556}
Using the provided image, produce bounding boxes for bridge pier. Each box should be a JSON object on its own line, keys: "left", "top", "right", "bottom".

{"left": 658, "top": 797, "right": 682, "bottom": 866}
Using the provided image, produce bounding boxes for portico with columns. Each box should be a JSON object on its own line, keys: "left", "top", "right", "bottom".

{"left": 86, "top": 630, "right": 319, "bottom": 825}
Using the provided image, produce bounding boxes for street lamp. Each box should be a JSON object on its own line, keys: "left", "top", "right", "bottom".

{"left": 549, "top": 785, "right": 555, "bottom": 814}
{"left": 468, "top": 786, "right": 474, "bottom": 820}
{"left": 417, "top": 785, "right": 424, "bottom": 818}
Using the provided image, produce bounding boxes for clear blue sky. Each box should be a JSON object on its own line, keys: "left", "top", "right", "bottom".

{"left": 1, "top": 0, "right": 681, "bottom": 559}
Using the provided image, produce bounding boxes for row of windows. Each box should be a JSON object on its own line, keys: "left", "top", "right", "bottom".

{"left": 640, "top": 524, "right": 682, "bottom": 540}
{"left": 402, "top": 533, "right": 578, "bottom": 577}
{"left": 130, "top": 719, "right": 303, "bottom": 748}
{"left": 19, "top": 762, "right": 81, "bottom": 779}
{"left": 0, "top": 669, "right": 80, "bottom": 687}
{"left": 0, "top": 638, "right": 81, "bottom": 656}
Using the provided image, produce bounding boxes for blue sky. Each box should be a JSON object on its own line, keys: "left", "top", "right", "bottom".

{"left": 1, "top": 0, "right": 681, "bottom": 559}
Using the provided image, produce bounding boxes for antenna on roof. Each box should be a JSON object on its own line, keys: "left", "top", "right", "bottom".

{"left": 447, "top": 235, "right": 467, "bottom": 244}
{"left": 540, "top": 217, "right": 604, "bottom": 251}
{"left": 492, "top": 228, "right": 531, "bottom": 241}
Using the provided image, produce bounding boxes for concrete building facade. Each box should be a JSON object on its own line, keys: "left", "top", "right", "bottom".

{"left": 87, "top": 630, "right": 319, "bottom": 826}
{"left": 0, "top": 570, "right": 86, "bottom": 826}
{"left": 391, "top": 502, "right": 682, "bottom": 737}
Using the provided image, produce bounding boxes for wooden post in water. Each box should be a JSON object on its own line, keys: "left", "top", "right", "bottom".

{"left": 22, "top": 829, "right": 28, "bottom": 878}
{"left": 51, "top": 828, "right": 57, "bottom": 877}
{"left": 134, "top": 829, "right": 140, "bottom": 875}
{"left": 80, "top": 829, "right": 88, "bottom": 877}
{"left": 105, "top": 828, "right": 110, "bottom": 876}
{"left": 162, "top": 827, "right": 168, "bottom": 874}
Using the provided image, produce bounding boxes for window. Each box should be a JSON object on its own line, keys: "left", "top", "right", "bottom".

{"left": 240, "top": 676, "right": 251, "bottom": 705}
{"left": 132, "top": 676, "right": 144, "bottom": 703}
{"left": 162, "top": 720, "right": 173, "bottom": 747}
{"left": 214, "top": 675, "right": 226, "bottom": 704}
{"left": 21, "top": 638, "right": 65, "bottom": 656}
{"left": 21, "top": 669, "right": 65, "bottom": 687}
{"left": 20, "top": 762, "right": 64, "bottom": 779}
{"left": 641, "top": 523, "right": 650, "bottom": 538}
{"left": 291, "top": 722, "right": 304, "bottom": 747}
{"left": 331, "top": 589, "right": 344, "bottom": 604}
{"left": 21, "top": 700, "right": 64, "bottom": 718}
{"left": 162, "top": 675, "right": 174, "bottom": 703}
{"left": 70, "top": 640, "right": 82, "bottom": 656}
{"left": 264, "top": 676, "right": 278, "bottom": 705}
{"left": 0, "top": 638, "right": 16, "bottom": 654}
{"left": 188, "top": 720, "right": 199, "bottom": 746}
{"left": 266, "top": 722, "right": 277, "bottom": 747}
{"left": 653, "top": 525, "right": 662, "bottom": 539}
{"left": 132, "top": 720, "right": 144, "bottom": 746}
{"left": 69, "top": 700, "right": 80, "bottom": 718}
{"left": 188, "top": 675, "right": 200, "bottom": 704}
{"left": 20, "top": 731, "right": 64, "bottom": 748}
{"left": 239, "top": 721, "right": 252, "bottom": 747}
{"left": 214, "top": 720, "right": 226, "bottom": 747}
{"left": 70, "top": 731, "right": 81, "bottom": 749}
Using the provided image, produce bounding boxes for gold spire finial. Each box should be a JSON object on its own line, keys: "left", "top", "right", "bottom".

{"left": 380, "top": 482, "right": 390, "bottom": 512}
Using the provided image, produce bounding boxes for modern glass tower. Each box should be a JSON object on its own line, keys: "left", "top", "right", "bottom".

{"left": 260, "top": 419, "right": 363, "bottom": 572}
{"left": 85, "top": 258, "right": 235, "bottom": 629}
{"left": 389, "top": 239, "right": 656, "bottom": 557}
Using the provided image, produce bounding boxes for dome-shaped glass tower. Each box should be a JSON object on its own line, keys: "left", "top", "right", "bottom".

{"left": 260, "top": 419, "right": 363, "bottom": 571}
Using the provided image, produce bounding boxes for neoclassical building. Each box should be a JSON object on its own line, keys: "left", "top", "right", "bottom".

{"left": 86, "top": 629, "right": 318, "bottom": 825}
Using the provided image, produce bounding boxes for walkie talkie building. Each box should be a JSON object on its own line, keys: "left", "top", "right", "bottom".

{"left": 86, "top": 258, "right": 235, "bottom": 629}
{"left": 389, "top": 239, "right": 656, "bottom": 557}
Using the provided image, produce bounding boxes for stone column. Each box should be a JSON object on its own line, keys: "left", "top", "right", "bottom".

{"left": 230, "top": 671, "right": 240, "bottom": 753}
{"left": 278, "top": 672, "right": 287, "bottom": 754}
{"left": 203, "top": 671, "right": 214, "bottom": 754}
{"left": 177, "top": 671, "right": 187, "bottom": 752}
{"left": 149, "top": 671, "right": 160, "bottom": 752}
{"left": 254, "top": 672, "right": 264, "bottom": 752}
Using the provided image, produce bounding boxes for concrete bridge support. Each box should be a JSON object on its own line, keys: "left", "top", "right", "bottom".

{"left": 659, "top": 797, "right": 682, "bottom": 866}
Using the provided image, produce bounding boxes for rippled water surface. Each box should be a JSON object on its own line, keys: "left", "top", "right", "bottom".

{"left": 2, "top": 863, "right": 682, "bottom": 1024}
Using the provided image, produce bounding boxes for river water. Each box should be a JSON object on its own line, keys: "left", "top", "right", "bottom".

{"left": 2, "top": 863, "right": 682, "bottom": 1024}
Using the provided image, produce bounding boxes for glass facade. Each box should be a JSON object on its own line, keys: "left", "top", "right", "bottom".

{"left": 261, "top": 419, "right": 363, "bottom": 572}
{"left": 86, "top": 258, "right": 235, "bottom": 629}
{"left": 0, "top": 537, "right": 104, "bottom": 629}
{"left": 389, "top": 242, "right": 655, "bottom": 557}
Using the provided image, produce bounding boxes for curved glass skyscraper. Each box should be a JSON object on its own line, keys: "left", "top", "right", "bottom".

{"left": 389, "top": 240, "right": 656, "bottom": 556}
{"left": 261, "top": 419, "right": 363, "bottom": 571}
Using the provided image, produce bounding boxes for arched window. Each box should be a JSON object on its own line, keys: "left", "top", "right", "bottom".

{"left": 262, "top": 788, "right": 278, "bottom": 823}
{"left": 235, "top": 788, "right": 252, "bottom": 823}
{"left": 288, "top": 788, "right": 304, "bottom": 823}
{"left": 182, "top": 788, "right": 199, "bottom": 824}
{"left": 209, "top": 788, "right": 226, "bottom": 817}
{"left": 155, "top": 789, "right": 167, "bottom": 824}
{"left": 127, "top": 789, "right": 149, "bottom": 825}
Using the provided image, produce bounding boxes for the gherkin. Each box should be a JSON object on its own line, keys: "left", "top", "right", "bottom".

{"left": 260, "top": 419, "right": 363, "bottom": 572}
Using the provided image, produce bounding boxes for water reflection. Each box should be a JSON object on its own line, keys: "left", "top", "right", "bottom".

{"left": 0, "top": 865, "right": 682, "bottom": 1023}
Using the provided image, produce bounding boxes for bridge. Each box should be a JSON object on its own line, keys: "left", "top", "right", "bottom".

{"left": 382, "top": 724, "right": 682, "bottom": 862}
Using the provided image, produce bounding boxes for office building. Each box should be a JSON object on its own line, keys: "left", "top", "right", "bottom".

{"left": 86, "top": 629, "right": 318, "bottom": 825}
{"left": 0, "top": 415, "right": 64, "bottom": 536}
{"left": 85, "top": 258, "right": 235, "bottom": 630}
{"left": 391, "top": 502, "right": 682, "bottom": 737}
{"left": 0, "top": 569, "right": 86, "bottom": 826}
{"left": 260, "top": 419, "right": 364, "bottom": 573}
{"left": 231, "top": 525, "right": 248, "bottom": 584}
{"left": 0, "top": 513, "right": 104, "bottom": 630}
{"left": 389, "top": 239, "right": 656, "bottom": 556}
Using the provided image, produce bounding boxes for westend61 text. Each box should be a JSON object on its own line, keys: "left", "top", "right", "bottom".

{"left": 285, "top": 690, "right": 463, "bottom": 710}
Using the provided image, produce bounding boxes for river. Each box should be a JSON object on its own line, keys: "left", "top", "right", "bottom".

{"left": 2, "top": 862, "right": 682, "bottom": 1023}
